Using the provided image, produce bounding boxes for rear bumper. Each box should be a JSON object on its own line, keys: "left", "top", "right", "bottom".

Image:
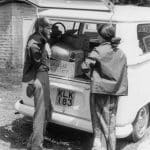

{"left": 15, "top": 100, "right": 133, "bottom": 138}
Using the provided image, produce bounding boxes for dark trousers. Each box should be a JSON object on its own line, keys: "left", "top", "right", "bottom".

{"left": 27, "top": 71, "right": 52, "bottom": 149}
{"left": 90, "top": 93, "right": 118, "bottom": 150}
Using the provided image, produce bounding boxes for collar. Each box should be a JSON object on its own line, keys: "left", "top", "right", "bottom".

{"left": 100, "top": 42, "right": 111, "bottom": 46}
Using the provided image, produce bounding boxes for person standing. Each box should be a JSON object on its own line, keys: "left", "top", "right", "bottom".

{"left": 82, "top": 24, "right": 128, "bottom": 150}
{"left": 22, "top": 17, "right": 53, "bottom": 150}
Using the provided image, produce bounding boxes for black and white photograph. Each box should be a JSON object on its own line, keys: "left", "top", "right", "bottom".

{"left": 0, "top": 0, "right": 150, "bottom": 150}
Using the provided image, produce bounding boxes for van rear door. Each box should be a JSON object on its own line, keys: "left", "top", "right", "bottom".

{"left": 36, "top": 0, "right": 113, "bottom": 12}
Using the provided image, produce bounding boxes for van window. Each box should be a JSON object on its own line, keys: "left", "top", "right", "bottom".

{"left": 49, "top": 20, "right": 116, "bottom": 51}
{"left": 82, "top": 23, "right": 99, "bottom": 43}
{"left": 51, "top": 20, "right": 80, "bottom": 34}
{"left": 137, "top": 24, "right": 150, "bottom": 53}
{"left": 83, "top": 23, "right": 116, "bottom": 41}
{"left": 82, "top": 23, "right": 116, "bottom": 50}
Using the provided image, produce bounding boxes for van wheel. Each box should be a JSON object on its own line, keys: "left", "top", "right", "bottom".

{"left": 132, "top": 105, "right": 149, "bottom": 142}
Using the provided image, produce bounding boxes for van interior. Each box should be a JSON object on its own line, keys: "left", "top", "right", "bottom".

{"left": 48, "top": 20, "right": 116, "bottom": 80}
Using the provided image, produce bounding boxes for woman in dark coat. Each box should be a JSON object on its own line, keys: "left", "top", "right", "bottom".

{"left": 82, "top": 24, "right": 128, "bottom": 150}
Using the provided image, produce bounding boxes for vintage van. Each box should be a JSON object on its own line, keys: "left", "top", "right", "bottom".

{"left": 15, "top": 1, "right": 150, "bottom": 141}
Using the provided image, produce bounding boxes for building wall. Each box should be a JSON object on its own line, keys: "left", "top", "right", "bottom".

{"left": 0, "top": 3, "right": 12, "bottom": 69}
{"left": 12, "top": 3, "right": 37, "bottom": 69}
{"left": 0, "top": 2, "right": 37, "bottom": 70}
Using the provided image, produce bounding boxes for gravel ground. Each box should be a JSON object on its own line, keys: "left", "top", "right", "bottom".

{"left": 0, "top": 84, "right": 91, "bottom": 150}
{"left": 0, "top": 71, "right": 150, "bottom": 150}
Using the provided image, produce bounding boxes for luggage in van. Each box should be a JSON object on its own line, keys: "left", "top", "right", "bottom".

{"left": 49, "top": 43, "right": 84, "bottom": 78}
{"left": 51, "top": 42, "right": 84, "bottom": 62}
{"left": 61, "top": 30, "right": 90, "bottom": 57}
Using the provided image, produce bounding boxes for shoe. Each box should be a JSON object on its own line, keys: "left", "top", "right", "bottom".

{"left": 31, "top": 145, "right": 43, "bottom": 150}
{"left": 27, "top": 147, "right": 31, "bottom": 150}
{"left": 92, "top": 146, "right": 106, "bottom": 150}
{"left": 27, "top": 142, "right": 31, "bottom": 150}
{"left": 27, "top": 143, "right": 43, "bottom": 150}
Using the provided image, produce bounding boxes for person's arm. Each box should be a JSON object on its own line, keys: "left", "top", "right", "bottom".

{"left": 82, "top": 49, "right": 98, "bottom": 70}
{"left": 81, "top": 48, "right": 98, "bottom": 73}
{"left": 28, "top": 39, "right": 42, "bottom": 64}
{"left": 44, "top": 42, "right": 52, "bottom": 58}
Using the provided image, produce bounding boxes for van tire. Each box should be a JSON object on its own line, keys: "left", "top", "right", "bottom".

{"left": 132, "top": 105, "right": 149, "bottom": 142}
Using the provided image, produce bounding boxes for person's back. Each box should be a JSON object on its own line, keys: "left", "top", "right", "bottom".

{"left": 82, "top": 24, "right": 128, "bottom": 150}
{"left": 91, "top": 41, "right": 128, "bottom": 95}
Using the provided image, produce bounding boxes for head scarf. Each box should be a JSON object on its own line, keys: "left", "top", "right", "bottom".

{"left": 97, "top": 24, "right": 115, "bottom": 41}
{"left": 97, "top": 24, "right": 121, "bottom": 49}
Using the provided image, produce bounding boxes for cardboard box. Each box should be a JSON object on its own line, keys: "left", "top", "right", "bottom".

{"left": 49, "top": 58, "right": 83, "bottom": 78}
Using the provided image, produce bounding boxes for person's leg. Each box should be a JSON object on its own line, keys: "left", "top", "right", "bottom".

{"left": 37, "top": 71, "right": 52, "bottom": 136}
{"left": 42, "top": 72, "right": 52, "bottom": 123}
{"left": 101, "top": 95, "right": 118, "bottom": 150}
{"left": 90, "top": 93, "right": 106, "bottom": 150}
{"left": 27, "top": 78, "right": 45, "bottom": 150}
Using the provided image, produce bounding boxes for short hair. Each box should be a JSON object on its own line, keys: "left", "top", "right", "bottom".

{"left": 97, "top": 24, "right": 115, "bottom": 42}
{"left": 34, "top": 17, "right": 52, "bottom": 32}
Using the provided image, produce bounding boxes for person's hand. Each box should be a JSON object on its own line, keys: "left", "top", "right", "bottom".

{"left": 81, "top": 62, "right": 90, "bottom": 73}
{"left": 45, "top": 43, "right": 52, "bottom": 58}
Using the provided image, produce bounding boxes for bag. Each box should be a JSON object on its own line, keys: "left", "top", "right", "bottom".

{"left": 51, "top": 43, "right": 84, "bottom": 62}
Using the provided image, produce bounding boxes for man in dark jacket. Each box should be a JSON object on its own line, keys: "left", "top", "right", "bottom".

{"left": 82, "top": 24, "right": 128, "bottom": 150}
{"left": 22, "top": 17, "right": 53, "bottom": 150}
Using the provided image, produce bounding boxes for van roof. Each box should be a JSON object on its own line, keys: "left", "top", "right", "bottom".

{"left": 39, "top": 5, "right": 150, "bottom": 23}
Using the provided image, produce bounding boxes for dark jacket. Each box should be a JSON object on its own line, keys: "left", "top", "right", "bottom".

{"left": 82, "top": 42, "right": 128, "bottom": 96}
{"left": 22, "top": 33, "right": 49, "bottom": 82}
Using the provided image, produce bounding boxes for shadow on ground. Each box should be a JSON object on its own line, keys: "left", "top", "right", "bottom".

{"left": 0, "top": 114, "right": 132, "bottom": 150}
{"left": 0, "top": 117, "right": 32, "bottom": 149}
{"left": 45, "top": 122, "right": 93, "bottom": 150}
{"left": 0, "top": 116, "right": 93, "bottom": 150}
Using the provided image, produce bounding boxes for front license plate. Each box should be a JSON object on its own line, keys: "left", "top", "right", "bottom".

{"left": 56, "top": 88, "right": 75, "bottom": 107}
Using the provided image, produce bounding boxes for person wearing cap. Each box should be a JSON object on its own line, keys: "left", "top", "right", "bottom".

{"left": 22, "top": 17, "right": 53, "bottom": 150}
{"left": 82, "top": 24, "right": 128, "bottom": 150}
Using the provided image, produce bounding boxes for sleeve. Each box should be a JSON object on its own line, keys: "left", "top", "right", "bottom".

{"left": 81, "top": 48, "right": 98, "bottom": 73}
{"left": 88, "top": 48, "right": 99, "bottom": 61}
{"left": 28, "top": 39, "right": 42, "bottom": 64}
{"left": 85, "top": 48, "right": 99, "bottom": 67}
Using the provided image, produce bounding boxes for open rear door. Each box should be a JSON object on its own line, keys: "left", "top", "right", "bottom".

{"left": 32, "top": 0, "right": 114, "bottom": 12}
{"left": 37, "top": 0, "right": 114, "bottom": 21}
